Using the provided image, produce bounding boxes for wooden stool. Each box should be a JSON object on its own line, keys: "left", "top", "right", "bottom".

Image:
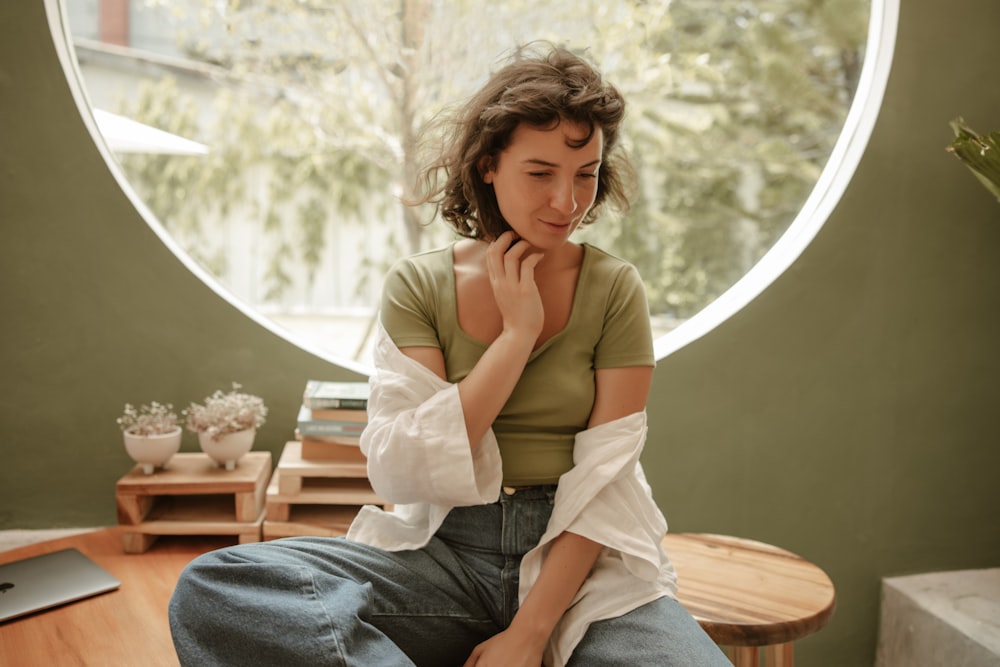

{"left": 115, "top": 452, "right": 271, "bottom": 553}
{"left": 662, "top": 533, "right": 836, "bottom": 667}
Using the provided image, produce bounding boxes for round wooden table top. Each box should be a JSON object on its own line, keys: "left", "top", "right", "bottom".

{"left": 662, "top": 533, "right": 837, "bottom": 647}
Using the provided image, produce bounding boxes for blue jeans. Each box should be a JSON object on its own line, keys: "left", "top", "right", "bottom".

{"left": 169, "top": 487, "right": 728, "bottom": 666}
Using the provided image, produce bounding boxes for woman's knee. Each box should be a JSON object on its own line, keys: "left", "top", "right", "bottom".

{"left": 568, "top": 596, "right": 729, "bottom": 666}
{"left": 169, "top": 550, "right": 232, "bottom": 625}
{"left": 169, "top": 544, "right": 283, "bottom": 624}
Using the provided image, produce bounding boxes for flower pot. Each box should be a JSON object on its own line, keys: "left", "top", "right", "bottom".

{"left": 198, "top": 428, "right": 256, "bottom": 471}
{"left": 123, "top": 427, "right": 183, "bottom": 474}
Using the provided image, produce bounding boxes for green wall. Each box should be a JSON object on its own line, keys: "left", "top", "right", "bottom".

{"left": 0, "top": 3, "right": 365, "bottom": 529}
{"left": 2, "top": 2, "right": 998, "bottom": 666}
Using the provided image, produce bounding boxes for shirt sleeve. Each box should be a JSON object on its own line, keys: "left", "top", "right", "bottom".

{"left": 379, "top": 257, "right": 442, "bottom": 349}
{"left": 366, "top": 252, "right": 502, "bottom": 506}
{"left": 594, "top": 262, "right": 655, "bottom": 369}
{"left": 360, "top": 324, "right": 502, "bottom": 507}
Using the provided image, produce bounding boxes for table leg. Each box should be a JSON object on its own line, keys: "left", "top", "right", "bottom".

{"left": 764, "top": 642, "right": 794, "bottom": 666}
{"left": 730, "top": 645, "right": 760, "bottom": 666}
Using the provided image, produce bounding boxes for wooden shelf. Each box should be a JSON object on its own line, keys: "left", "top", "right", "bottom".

{"left": 276, "top": 440, "right": 368, "bottom": 494}
{"left": 263, "top": 441, "right": 386, "bottom": 538}
{"left": 115, "top": 451, "right": 271, "bottom": 553}
{"left": 265, "top": 473, "right": 385, "bottom": 521}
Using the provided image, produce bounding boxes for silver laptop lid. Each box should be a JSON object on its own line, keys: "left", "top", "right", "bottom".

{"left": 0, "top": 548, "right": 121, "bottom": 623}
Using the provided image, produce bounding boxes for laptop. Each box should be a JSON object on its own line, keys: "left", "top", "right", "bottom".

{"left": 0, "top": 548, "right": 121, "bottom": 623}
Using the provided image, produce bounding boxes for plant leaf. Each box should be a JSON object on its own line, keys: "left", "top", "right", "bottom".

{"left": 948, "top": 117, "right": 1000, "bottom": 203}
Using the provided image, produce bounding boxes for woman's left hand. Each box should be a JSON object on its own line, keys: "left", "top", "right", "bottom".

{"left": 462, "top": 627, "right": 545, "bottom": 667}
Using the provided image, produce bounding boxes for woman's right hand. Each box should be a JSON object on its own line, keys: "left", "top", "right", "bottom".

{"left": 486, "top": 231, "right": 545, "bottom": 345}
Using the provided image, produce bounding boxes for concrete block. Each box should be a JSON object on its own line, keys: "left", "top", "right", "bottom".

{"left": 875, "top": 568, "right": 1000, "bottom": 667}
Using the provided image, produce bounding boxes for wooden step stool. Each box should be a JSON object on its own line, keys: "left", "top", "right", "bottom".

{"left": 272, "top": 440, "right": 369, "bottom": 495}
{"left": 115, "top": 451, "right": 271, "bottom": 553}
{"left": 263, "top": 441, "right": 388, "bottom": 540}
{"left": 663, "top": 533, "right": 836, "bottom": 667}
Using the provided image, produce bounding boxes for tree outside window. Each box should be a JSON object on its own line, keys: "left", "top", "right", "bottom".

{"left": 66, "top": 0, "right": 870, "bottom": 365}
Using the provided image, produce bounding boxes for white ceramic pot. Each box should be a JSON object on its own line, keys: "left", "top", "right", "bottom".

{"left": 198, "top": 428, "right": 256, "bottom": 471}
{"left": 123, "top": 427, "right": 183, "bottom": 474}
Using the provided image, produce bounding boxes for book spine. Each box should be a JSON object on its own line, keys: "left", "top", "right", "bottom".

{"left": 309, "top": 409, "right": 368, "bottom": 422}
{"left": 299, "top": 439, "right": 366, "bottom": 462}
{"left": 303, "top": 398, "right": 368, "bottom": 410}
{"left": 297, "top": 420, "right": 366, "bottom": 437}
{"left": 295, "top": 430, "right": 361, "bottom": 446}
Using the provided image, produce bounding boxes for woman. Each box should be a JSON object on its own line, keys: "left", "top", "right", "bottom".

{"left": 169, "top": 44, "right": 728, "bottom": 667}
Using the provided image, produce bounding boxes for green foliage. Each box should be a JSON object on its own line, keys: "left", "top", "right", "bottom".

{"left": 580, "top": 0, "right": 869, "bottom": 317}
{"left": 948, "top": 118, "right": 1000, "bottom": 203}
{"left": 263, "top": 241, "right": 294, "bottom": 302}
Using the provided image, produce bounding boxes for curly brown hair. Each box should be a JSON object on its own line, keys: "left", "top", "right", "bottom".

{"left": 411, "top": 43, "right": 632, "bottom": 241}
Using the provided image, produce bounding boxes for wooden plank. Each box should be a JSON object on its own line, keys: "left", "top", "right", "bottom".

{"left": 234, "top": 456, "right": 271, "bottom": 522}
{"left": 116, "top": 493, "right": 154, "bottom": 525}
{"left": 237, "top": 528, "right": 263, "bottom": 544}
{"left": 278, "top": 441, "right": 368, "bottom": 482}
{"left": 116, "top": 452, "right": 272, "bottom": 496}
{"left": 118, "top": 496, "right": 265, "bottom": 553}
{"left": 266, "top": 499, "right": 291, "bottom": 522}
{"left": 278, "top": 440, "right": 364, "bottom": 496}
{"left": 266, "top": 470, "right": 385, "bottom": 507}
{"left": 122, "top": 531, "right": 158, "bottom": 554}
{"left": 279, "top": 473, "right": 304, "bottom": 495}
{"left": 139, "top": 499, "right": 264, "bottom": 535}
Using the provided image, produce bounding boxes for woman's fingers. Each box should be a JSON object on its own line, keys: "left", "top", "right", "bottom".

{"left": 486, "top": 231, "right": 516, "bottom": 283}
{"left": 484, "top": 232, "right": 544, "bottom": 340}
{"left": 502, "top": 238, "right": 533, "bottom": 280}
{"left": 488, "top": 231, "right": 533, "bottom": 283}
{"left": 519, "top": 250, "right": 544, "bottom": 281}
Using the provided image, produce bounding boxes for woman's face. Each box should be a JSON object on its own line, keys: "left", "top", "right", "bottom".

{"left": 483, "top": 120, "right": 603, "bottom": 250}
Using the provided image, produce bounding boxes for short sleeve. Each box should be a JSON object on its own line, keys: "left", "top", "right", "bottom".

{"left": 593, "top": 263, "right": 655, "bottom": 369}
{"left": 379, "top": 258, "right": 442, "bottom": 349}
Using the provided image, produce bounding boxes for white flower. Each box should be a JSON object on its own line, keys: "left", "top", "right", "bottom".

{"left": 118, "top": 401, "right": 181, "bottom": 436}
{"left": 183, "top": 383, "right": 268, "bottom": 440}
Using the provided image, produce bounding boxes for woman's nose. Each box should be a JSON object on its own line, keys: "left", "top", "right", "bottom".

{"left": 550, "top": 178, "right": 578, "bottom": 215}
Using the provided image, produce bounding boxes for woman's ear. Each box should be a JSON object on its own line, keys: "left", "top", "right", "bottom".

{"left": 478, "top": 155, "right": 495, "bottom": 184}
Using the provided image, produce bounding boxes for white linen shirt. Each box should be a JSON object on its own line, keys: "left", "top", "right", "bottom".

{"left": 347, "top": 324, "right": 678, "bottom": 665}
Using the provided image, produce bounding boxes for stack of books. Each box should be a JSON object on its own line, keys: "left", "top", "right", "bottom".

{"left": 262, "top": 380, "right": 389, "bottom": 541}
{"left": 296, "top": 379, "right": 370, "bottom": 461}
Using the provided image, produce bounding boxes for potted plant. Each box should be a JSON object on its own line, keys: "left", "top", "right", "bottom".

{"left": 184, "top": 383, "right": 268, "bottom": 470}
{"left": 117, "top": 402, "right": 183, "bottom": 474}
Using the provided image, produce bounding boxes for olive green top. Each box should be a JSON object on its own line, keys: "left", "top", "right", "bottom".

{"left": 380, "top": 243, "right": 654, "bottom": 486}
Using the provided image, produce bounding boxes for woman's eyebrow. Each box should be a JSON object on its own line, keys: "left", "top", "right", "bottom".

{"left": 521, "top": 158, "right": 603, "bottom": 169}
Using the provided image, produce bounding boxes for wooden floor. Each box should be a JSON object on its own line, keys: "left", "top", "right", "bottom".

{"left": 0, "top": 527, "right": 232, "bottom": 667}
{"left": 1, "top": 528, "right": 835, "bottom": 666}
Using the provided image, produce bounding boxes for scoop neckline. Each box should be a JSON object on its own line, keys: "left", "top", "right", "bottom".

{"left": 447, "top": 242, "right": 592, "bottom": 356}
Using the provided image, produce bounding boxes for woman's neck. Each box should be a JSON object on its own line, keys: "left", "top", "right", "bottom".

{"left": 457, "top": 238, "right": 582, "bottom": 276}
